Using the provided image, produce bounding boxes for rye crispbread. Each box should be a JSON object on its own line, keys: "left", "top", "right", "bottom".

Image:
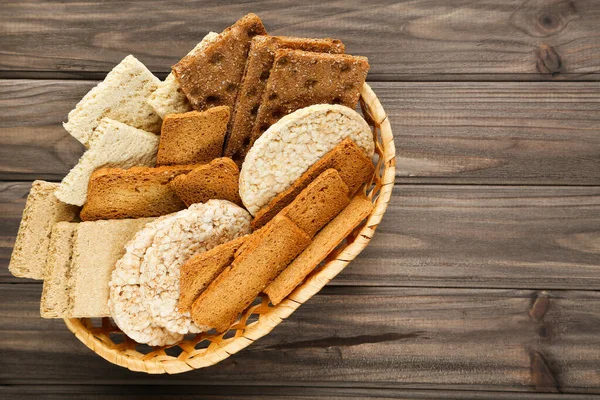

{"left": 248, "top": 49, "right": 369, "bottom": 147}
{"left": 281, "top": 169, "right": 350, "bottom": 238}
{"left": 225, "top": 35, "right": 345, "bottom": 164}
{"left": 178, "top": 235, "right": 248, "bottom": 312}
{"left": 252, "top": 138, "right": 374, "bottom": 229}
{"left": 157, "top": 106, "right": 230, "bottom": 166}
{"left": 170, "top": 157, "right": 242, "bottom": 207}
{"left": 264, "top": 194, "right": 373, "bottom": 305}
{"left": 9, "top": 181, "right": 79, "bottom": 280}
{"left": 80, "top": 165, "right": 198, "bottom": 221}
{"left": 191, "top": 215, "right": 310, "bottom": 332}
{"left": 172, "top": 14, "right": 267, "bottom": 112}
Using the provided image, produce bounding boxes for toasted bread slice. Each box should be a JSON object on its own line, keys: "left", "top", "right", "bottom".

{"left": 281, "top": 169, "right": 350, "bottom": 238}
{"left": 80, "top": 165, "right": 197, "bottom": 221}
{"left": 225, "top": 35, "right": 345, "bottom": 164}
{"left": 64, "top": 55, "right": 162, "bottom": 147}
{"left": 265, "top": 194, "right": 373, "bottom": 305}
{"left": 9, "top": 181, "right": 79, "bottom": 280}
{"left": 179, "top": 235, "right": 248, "bottom": 312}
{"left": 249, "top": 49, "right": 369, "bottom": 147}
{"left": 170, "top": 158, "right": 242, "bottom": 207}
{"left": 147, "top": 32, "right": 219, "bottom": 118}
{"left": 172, "top": 13, "right": 267, "bottom": 112}
{"left": 157, "top": 106, "right": 230, "bottom": 166}
{"left": 191, "top": 215, "right": 310, "bottom": 332}
{"left": 252, "top": 138, "right": 374, "bottom": 229}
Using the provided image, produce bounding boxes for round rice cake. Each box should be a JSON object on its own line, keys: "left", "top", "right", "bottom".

{"left": 139, "top": 200, "right": 251, "bottom": 335}
{"left": 109, "top": 214, "right": 183, "bottom": 347}
{"left": 239, "top": 104, "right": 374, "bottom": 215}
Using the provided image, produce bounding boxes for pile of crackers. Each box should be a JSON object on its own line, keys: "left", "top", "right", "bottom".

{"left": 8, "top": 13, "right": 379, "bottom": 346}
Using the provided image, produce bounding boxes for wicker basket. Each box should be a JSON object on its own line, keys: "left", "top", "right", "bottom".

{"left": 64, "top": 83, "right": 396, "bottom": 374}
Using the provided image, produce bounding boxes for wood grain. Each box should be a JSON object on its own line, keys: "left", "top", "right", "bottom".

{"left": 1, "top": 285, "right": 598, "bottom": 392}
{"left": 1, "top": 80, "right": 599, "bottom": 183}
{"left": 1, "top": 0, "right": 599, "bottom": 80}
{"left": 0, "top": 386, "right": 598, "bottom": 400}
{"left": 2, "top": 182, "right": 599, "bottom": 288}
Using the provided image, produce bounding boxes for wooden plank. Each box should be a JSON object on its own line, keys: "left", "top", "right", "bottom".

{"left": 1, "top": 80, "right": 599, "bottom": 183}
{"left": 1, "top": 285, "right": 598, "bottom": 392}
{"left": 2, "top": 182, "right": 599, "bottom": 288}
{"left": 0, "top": 386, "right": 597, "bottom": 400}
{"left": 1, "top": 0, "right": 599, "bottom": 80}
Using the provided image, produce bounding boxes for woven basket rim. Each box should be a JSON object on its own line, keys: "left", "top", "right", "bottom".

{"left": 64, "top": 82, "right": 396, "bottom": 374}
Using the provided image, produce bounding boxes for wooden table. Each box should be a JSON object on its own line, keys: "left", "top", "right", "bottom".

{"left": 1, "top": 1, "right": 599, "bottom": 398}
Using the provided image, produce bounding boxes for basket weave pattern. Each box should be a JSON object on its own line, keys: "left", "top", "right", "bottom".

{"left": 64, "top": 83, "right": 396, "bottom": 374}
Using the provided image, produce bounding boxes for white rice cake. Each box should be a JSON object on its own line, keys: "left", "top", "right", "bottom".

{"left": 55, "top": 118, "right": 159, "bottom": 206}
{"left": 239, "top": 104, "right": 374, "bottom": 215}
{"left": 147, "top": 32, "right": 219, "bottom": 119}
{"left": 64, "top": 55, "right": 162, "bottom": 147}
{"left": 9, "top": 181, "right": 79, "bottom": 280}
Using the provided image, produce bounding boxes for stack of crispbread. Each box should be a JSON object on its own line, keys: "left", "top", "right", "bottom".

{"left": 9, "top": 13, "right": 381, "bottom": 349}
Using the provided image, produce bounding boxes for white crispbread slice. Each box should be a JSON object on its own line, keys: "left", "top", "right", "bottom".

{"left": 239, "top": 104, "right": 374, "bottom": 215}
{"left": 139, "top": 200, "right": 251, "bottom": 335}
{"left": 40, "top": 222, "right": 77, "bottom": 318}
{"left": 64, "top": 55, "right": 162, "bottom": 147}
{"left": 9, "top": 181, "right": 79, "bottom": 280}
{"left": 55, "top": 118, "right": 159, "bottom": 206}
{"left": 147, "top": 32, "right": 219, "bottom": 118}
{"left": 70, "top": 218, "right": 154, "bottom": 318}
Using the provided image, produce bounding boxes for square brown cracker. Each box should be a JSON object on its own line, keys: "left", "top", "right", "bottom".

{"left": 264, "top": 194, "right": 373, "bottom": 305}
{"left": 225, "top": 35, "right": 345, "bottom": 164}
{"left": 171, "top": 13, "right": 267, "bottom": 113}
{"left": 248, "top": 49, "right": 369, "bottom": 148}
{"left": 252, "top": 138, "right": 374, "bottom": 230}
{"left": 191, "top": 215, "right": 310, "bottom": 332}
{"left": 157, "top": 106, "right": 230, "bottom": 166}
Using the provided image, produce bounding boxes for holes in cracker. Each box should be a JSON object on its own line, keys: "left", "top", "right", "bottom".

{"left": 206, "top": 95, "right": 220, "bottom": 105}
{"left": 260, "top": 71, "right": 270, "bottom": 81}
{"left": 304, "top": 79, "right": 318, "bottom": 90}
{"left": 277, "top": 56, "right": 289, "bottom": 66}
{"left": 271, "top": 109, "right": 285, "bottom": 119}
{"left": 250, "top": 104, "right": 259, "bottom": 116}
{"left": 226, "top": 82, "right": 238, "bottom": 92}
{"left": 210, "top": 53, "right": 224, "bottom": 64}
{"left": 268, "top": 93, "right": 278, "bottom": 101}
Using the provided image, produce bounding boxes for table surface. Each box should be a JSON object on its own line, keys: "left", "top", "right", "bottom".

{"left": 1, "top": 1, "right": 599, "bottom": 399}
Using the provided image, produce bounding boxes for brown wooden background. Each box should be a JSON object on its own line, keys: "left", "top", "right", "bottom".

{"left": 1, "top": 1, "right": 599, "bottom": 398}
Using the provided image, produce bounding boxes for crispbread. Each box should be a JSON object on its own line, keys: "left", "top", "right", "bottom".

{"left": 252, "top": 138, "right": 374, "bottom": 229}
{"left": 139, "top": 200, "right": 251, "bottom": 334}
{"left": 157, "top": 106, "right": 230, "bottom": 166}
{"left": 70, "top": 218, "right": 154, "bottom": 318}
{"left": 179, "top": 235, "right": 248, "bottom": 312}
{"left": 55, "top": 118, "right": 159, "bottom": 206}
{"left": 40, "top": 222, "right": 77, "bottom": 318}
{"left": 172, "top": 13, "right": 267, "bottom": 112}
{"left": 9, "top": 181, "right": 79, "bottom": 280}
{"left": 265, "top": 194, "right": 373, "bottom": 305}
{"left": 281, "top": 169, "right": 350, "bottom": 237}
{"left": 248, "top": 49, "right": 369, "bottom": 147}
{"left": 240, "top": 104, "right": 374, "bottom": 215}
{"left": 225, "top": 35, "right": 345, "bottom": 164}
{"left": 64, "top": 55, "right": 162, "bottom": 147}
{"left": 170, "top": 158, "right": 242, "bottom": 207}
{"left": 80, "top": 165, "right": 196, "bottom": 221}
{"left": 191, "top": 215, "right": 310, "bottom": 332}
{"left": 147, "top": 32, "right": 219, "bottom": 118}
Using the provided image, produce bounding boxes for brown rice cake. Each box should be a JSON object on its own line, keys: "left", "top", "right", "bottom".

{"left": 225, "top": 35, "right": 345, "bottom": 164}
{"left": 172, "top": 13, "right": 267, "bottom": 112}
{"left": 239, "top": 104, "right": 374, "bottom": 215}
{"left": 248, "top": 49, "right": 369, "bottom": 148}
{"left": 139, "top": 200, "right": 251, "bottom": 335}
